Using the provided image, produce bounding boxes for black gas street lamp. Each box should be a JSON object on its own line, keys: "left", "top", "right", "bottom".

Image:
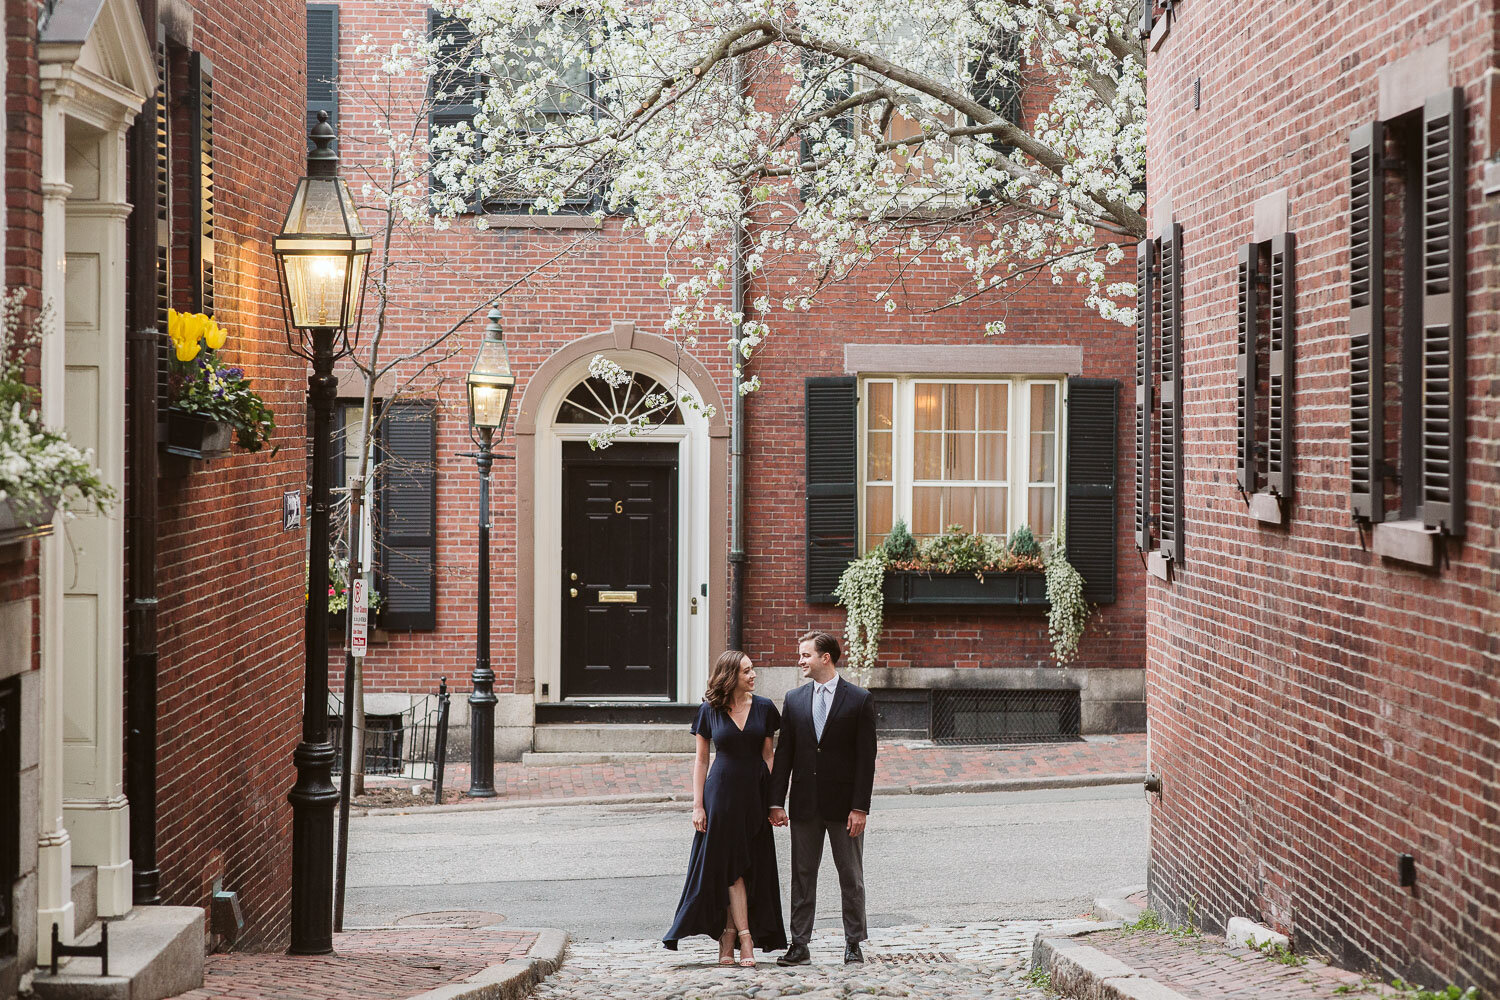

{"left": 272, "top": 111, "right": 371, "bottom": 955}
{"left": 464, "top": 308, "right": 516, "bottom": 797}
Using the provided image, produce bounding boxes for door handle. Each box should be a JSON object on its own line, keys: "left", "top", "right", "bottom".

{"left": 570, "top": 572, "right": 578, "bottom": 581}
{"left": 570, "top": 588, "right": 578, "bottom": 598}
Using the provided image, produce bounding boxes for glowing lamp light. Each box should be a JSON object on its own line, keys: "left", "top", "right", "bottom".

{"left": 467, "top": 309, "right": 516, "bottom": 435}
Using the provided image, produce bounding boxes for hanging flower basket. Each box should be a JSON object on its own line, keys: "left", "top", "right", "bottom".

{"left": 162, "top": 407, "right": 234, "bottom": 459}
{"left": 0, "top": 495, "right": 58, "bottom": 545}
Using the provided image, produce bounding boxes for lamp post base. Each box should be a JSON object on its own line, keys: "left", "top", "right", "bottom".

{"left": 287, "top": 739, "right": 339, "bottom": 955}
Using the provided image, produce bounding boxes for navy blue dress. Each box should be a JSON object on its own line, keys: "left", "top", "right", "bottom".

{"left": 663, "top": 696, "right": 788, "bottom": 952}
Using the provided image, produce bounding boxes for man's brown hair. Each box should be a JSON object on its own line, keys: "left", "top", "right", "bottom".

{"left": 799, "top": 630, "right": 841, "bottom": 664}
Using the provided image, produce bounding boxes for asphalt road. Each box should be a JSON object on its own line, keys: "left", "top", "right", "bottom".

{"left": 343, "top": 784, "right": 1148, "bottom": 941}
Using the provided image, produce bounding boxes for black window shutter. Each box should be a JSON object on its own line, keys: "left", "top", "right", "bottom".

{"left": 428, "top": 9, "right": 481, "bottom": 208}
{"left": 1134, "top": 237, "right": 1154, "bottom": 551}
{"left": 798, "top": 53, "right": 854, "bottom": 202}
{"left": 1267, "top": 233, "right": 1295, "bottom": 498}
{"left": 1234, "top": 243, "right": 1257, "bottom": 494}
{"left": 188, "top": 52, "right": 215, "bottom": 316}
{"left": 154, "top": 32, "right": 171, "bottom": 408}
{"left": 1066, "top": 378, "right": 1118, "bottom": 604}
{"left": 969, "top": 31, "right": 1023, "bottom": 161}
{"left": 1419, "top": 89, "right": 1466, "bottom": 536}
{"left": 805, "top": 377, "right": 858, "bottom": 603}
{"left": 378, "top": 400, "right": 438, "bottom": 630}
{"left": 1348, "top": 120, "right": 1384, "bottom": 524}
{"left": 1158, "top": 222, "right": 1184, "bottom": 563}
{"left": 306, "top": 4, "right": 339, "bottom": 148}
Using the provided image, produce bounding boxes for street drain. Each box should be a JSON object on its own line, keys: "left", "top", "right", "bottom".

{"left": 868, "top": 951, "right": 955, "bottom": 964}
{"left": 392, "top": 910, "right": 507, "bottom": 928}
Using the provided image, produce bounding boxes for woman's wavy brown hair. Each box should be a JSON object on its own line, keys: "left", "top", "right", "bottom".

{"left": 704, "top": 649, "right": 750, "bottom": 713}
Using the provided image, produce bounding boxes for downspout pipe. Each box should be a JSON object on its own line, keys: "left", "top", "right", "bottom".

{"left": 125, "top": 0, "right": 161, "bottom": 905}
{"left": 727, "top": 55, "right": 747, "bottom": 652}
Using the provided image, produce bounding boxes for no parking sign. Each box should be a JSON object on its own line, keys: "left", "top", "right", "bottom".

{"left": 350, "top": 578, "right": 368, "bottom": 657}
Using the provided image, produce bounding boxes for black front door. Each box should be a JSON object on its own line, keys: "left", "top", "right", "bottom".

{"left": 561, "top": 441, "right": 677, "bottom": 699}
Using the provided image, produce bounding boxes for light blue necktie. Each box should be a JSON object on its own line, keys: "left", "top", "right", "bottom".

{"left": 813, "top": 684, "right": 829, "bottom": 742}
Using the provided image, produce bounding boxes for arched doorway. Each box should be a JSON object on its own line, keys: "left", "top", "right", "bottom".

{"left": 514, "top": 323, "right": 728, "bottom": 707}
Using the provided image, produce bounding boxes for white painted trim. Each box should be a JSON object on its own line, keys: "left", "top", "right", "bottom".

{"left": 532, "top": 352, "right": 713, "bottom": 704}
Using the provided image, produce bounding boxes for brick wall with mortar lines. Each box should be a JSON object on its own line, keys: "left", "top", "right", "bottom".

{"left": 328, "top": 0, "right": 1144, "bottom": 702}
{"left": 1143, "top": 1, "right": 1499, "bottom": 991}
{"left": 141, "top": 0, "right": 313, "bottom": 950}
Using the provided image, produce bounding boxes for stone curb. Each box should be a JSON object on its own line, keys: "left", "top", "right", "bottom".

{"left": 353, "top": 773, "right": 1145, "bottom": 817}
{"left": 404, "top": 928, "right": 568, "bottom": 1000}
{"left": 1032, "top": 934, "right": 1193, "bottom": 1000}
{"left": 1093, "top": 884, "right": 1148, "bottom": 924}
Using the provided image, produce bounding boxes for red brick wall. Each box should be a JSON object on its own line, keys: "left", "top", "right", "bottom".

{"left": 1143, "top": 1, "right": 1500, "bottom": 990}
{"left": 329, "top": 0, "right": 1144, "bottom": 701}
{"left": 145, "top": 0, "right": 311, "bottom": 950}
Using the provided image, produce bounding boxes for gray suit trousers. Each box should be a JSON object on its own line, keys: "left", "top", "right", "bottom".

{"left": 788, "top": 818, "right": 866, "bottom": 945}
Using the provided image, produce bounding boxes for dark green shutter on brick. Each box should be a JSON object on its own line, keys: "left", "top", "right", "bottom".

{"left": 188, "top": 52, "right": 215, "bottom": 315}
{"left": 1348, "top": 121, "right": 1384, "bottom": 524}
{"left": 306, "top": 4, "right": 339, "bottom": 148}
{"left": 805, "top": 377, "right": 858, "bottom": 604}
{"left": 379, "top": 401, "right": 438, "bottom": 631}
{"left": 1065, "top": 378, "right": 1118, "bottom": 604}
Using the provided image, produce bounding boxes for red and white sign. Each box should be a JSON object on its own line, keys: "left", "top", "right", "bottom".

{"left": 350, "top": 578, "right": 368, "bottom": 658}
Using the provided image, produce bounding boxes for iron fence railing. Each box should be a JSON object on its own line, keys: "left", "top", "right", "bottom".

{"left": 929, "top": 689, "right": 1082, "bottom": 745}
{"left": 330, "top": 687, "right": 447, "bottom": 780}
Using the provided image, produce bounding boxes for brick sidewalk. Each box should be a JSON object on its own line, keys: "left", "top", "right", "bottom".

{"left": 175, "top": 927, "right": 536, "bottom": 1000}
{"left": 362, "top": 735, "right": 1146, "bottom": 808}
{"left": 1061, "top": 926, "right": 1415, "bottom": 999}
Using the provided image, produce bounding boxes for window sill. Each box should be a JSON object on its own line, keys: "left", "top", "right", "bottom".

{"left": 884, "top": 569, "right": 1048, "bottom": 610}
{"left": 1249, "top": 492, "right": 1284, "bottom": 525}
{"left": 1372, "top": 519, "right": 1439, "bottom": 568}
{"left": 481, "top": 214, "right": 602, "bottom": 230}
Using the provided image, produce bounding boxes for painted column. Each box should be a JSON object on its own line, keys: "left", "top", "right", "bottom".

{"left": 35, "top": 95, "right": 75, "bottom": 965}
{"left": 59, "top": 116, "right": 133, "bottom": 919}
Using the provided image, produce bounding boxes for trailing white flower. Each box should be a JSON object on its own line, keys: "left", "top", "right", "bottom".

{"left": 1043, "top": 517, "right": 1089, "bottom": 664}
{"left": 834, "top": 548, "right": 887, "bottom": 680}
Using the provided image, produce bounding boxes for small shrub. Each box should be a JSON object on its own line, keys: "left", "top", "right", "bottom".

{"left": 881, "top": 518, "right": 918, "bottom": 563}
{"left": 1008, "top": 523, "right": 1042, "bottom": 559}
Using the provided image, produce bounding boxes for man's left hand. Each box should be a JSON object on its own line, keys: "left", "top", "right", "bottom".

{"left": 847, "top": 810, "right": 867, "bottom": 838}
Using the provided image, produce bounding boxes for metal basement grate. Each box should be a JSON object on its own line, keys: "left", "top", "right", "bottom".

{"left": 930, "top": 689, "right": 1081, "bottom": 745}
{"left": 868, "top": 951, "right": 956, "bottom": 964}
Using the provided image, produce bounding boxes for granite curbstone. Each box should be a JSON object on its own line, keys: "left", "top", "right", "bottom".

{"left": 403, "top": 928, "right": 569, "bottom": 1000}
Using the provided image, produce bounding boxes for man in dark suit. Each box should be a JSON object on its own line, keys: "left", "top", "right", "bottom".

{"left": 768, "top": 630, "right": 878, "bottom": 965}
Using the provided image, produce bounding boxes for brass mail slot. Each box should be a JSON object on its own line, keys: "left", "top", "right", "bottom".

{"left": 598, "top": 590, "right": 638, "bottom": 604}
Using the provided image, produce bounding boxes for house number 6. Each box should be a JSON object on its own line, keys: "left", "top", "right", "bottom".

{"left": 614, "top": 500, "right": 623, "bottom": 514}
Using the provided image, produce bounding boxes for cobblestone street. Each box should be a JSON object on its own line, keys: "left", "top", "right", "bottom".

{"left": 535, "top": 922, "right": 1079, "bottom": 1000}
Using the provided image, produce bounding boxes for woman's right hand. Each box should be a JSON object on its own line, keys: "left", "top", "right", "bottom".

{"left": 692, "top": 806, "right": 707, "bottom": 832}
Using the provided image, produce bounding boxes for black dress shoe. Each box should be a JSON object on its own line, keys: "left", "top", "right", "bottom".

{"left": 777, "top": 942, "right": 811, "bottom": 966}
{"left": 844, "top": 941, "right": 864, "bottom": 964}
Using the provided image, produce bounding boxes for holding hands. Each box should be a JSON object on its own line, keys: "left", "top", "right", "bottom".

{"left": 768, "top": 806, "right": 788, "bottom": 827}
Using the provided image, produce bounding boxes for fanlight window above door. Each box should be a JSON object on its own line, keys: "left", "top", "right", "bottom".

{"left": 556, "top": 371, "right": 684, "bottom": 425}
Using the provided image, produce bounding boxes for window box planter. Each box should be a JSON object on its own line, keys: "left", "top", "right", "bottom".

{"left": 0, "top": 496, "right": 58, "bottom": 545}
{"left": 161, "top": 408, "right": 233, "bottom": 460}
{"left": 884, "top": 569, "right": 1048, "bottom": 609}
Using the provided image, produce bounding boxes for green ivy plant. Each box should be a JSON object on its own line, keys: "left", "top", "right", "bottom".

{"left": 834, "top": 547, "right": 887, "bottom": 676}
{"left": 1044, "top": 518, "right": 1090, "bottom": 664}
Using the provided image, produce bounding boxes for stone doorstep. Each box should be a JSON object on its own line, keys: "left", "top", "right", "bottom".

{"left": 31, "top": 906, "right": 204, "bottom": 1000}
{"left": 405, "top": 928, "right": 569, "bottom": 1000}
{"left": 532, "top": 723, "right": 697, "bottom": 754}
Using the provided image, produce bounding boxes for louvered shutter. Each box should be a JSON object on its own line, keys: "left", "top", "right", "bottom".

{"left": 1134, "top": 238, "right": 1154, "bottom": 551}
{"left": 1267, "top": 233, "right": 1295, "bottom": 497}
{"left": 969, "top": 30, "right": 1023, "bottom": 161}
{"left": 154, "top": 32, "right": 171, "bottom": 407}
{"left": 429, "top": 10, "right": 482, "bottom": 208}
{"left": 805, "top": 377, "right": 858, "bottom": 603}
{"left": 1418, "top": 89, "right": 1466, "bottom": 536}
{"left": 1235, "top": 244, "right": 1258, "bottom": 494}
{"left": 798, "top": 53, "right": 854, "bottom": 202}
{"left": 378, "top": 400, "right": 438, "bottom": 630}
{"left": 306, "top": 4, "right": 339, "bottom": 149}
{"left": 1158, "top": 222, "right": 1184, "bottom": 563}
{"left": 1348, "top": 121, "right": 1384, "bottom": 524}
{"left": 188, "top": 52, "right": 215, "bottom": 315}
{"left": 1065, "top": 378, "right": 1118, "bottom": 604}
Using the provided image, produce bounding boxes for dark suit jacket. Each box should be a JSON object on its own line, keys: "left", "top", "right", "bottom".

{"left": 769, "top": 677, "right": 878, "bottom": 822}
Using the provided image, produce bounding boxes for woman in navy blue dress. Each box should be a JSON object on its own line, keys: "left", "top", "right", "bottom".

{"left": 664, "top": 650, "right": 788, "bottom": 966}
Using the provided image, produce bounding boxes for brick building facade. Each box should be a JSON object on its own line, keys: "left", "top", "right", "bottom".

{"left": 3, "top": 0, "right": 316, "bottom": 986}
{"left": 321, "top": 0, "right": 1147, "bottom": 762}
{"left": 1139, "top": 1, "right": 1499, "bottom": 991}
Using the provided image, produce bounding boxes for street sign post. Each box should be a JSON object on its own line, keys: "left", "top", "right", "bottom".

{"left": 350, "top": 578, "right": 368, "bottom": 658}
